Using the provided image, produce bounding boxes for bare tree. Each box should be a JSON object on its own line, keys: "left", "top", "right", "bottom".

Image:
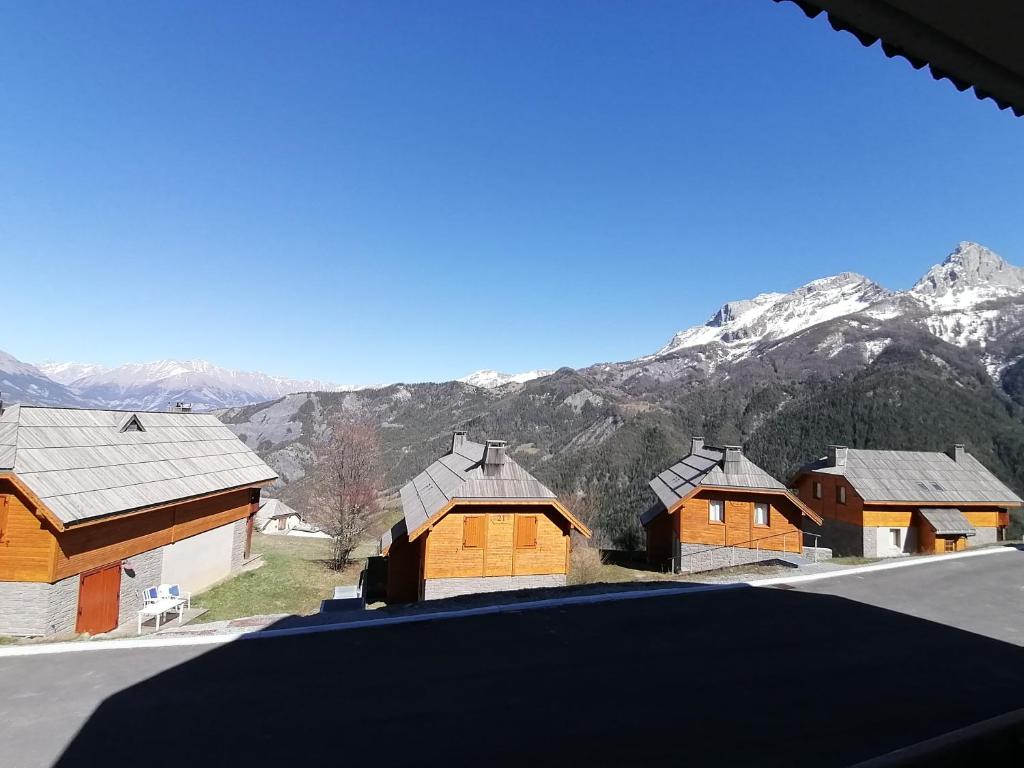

{"left": 308, "top": 414, "right": 384, "bottom": 570}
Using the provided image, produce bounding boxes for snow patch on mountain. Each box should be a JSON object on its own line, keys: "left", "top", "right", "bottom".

{"left": 910, "top": 242, "right": 1024, "bottom": 309}
{"left": 656, "top": 272, "right": 891, "bottom": 361}
{"left": 458, "top": 369, "right": 554, "bottom": 388}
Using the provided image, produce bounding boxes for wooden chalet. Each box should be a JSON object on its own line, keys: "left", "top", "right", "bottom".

{"left": 380, "top": 432, "right": 591, "bottom": 603}
{"left": 791, "top": 445, "right": 1022, "bottom": 557}
{"left": 642, "top": 438, "right": 822, "bottom": 572}
{"left": 0, "top": 405, "right": 277, "bottom": 636}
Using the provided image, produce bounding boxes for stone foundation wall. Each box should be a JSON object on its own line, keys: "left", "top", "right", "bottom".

{"left": 801, "top": 546, "right": 833, "bottom": 562}
{"left": 0, "top": 574, "right": 81, "bottom": 637}
{"left": 119, "top": 546, "right": 165, "bottom": 625}
{"left": 675, "top": 542, "right": 805, "bottom": 574}
{"left": 45, "top": 574, "right": 80, "bottom": 636}
{"left": 231, "top": 517, "right": 248, "bottom": 570}
{"left": 0, "top": 581, "right": 52, "bottom": 636}
{"left": 969, "top": 527, "right": 999, "bottom": 548}
{"left": 814, "top": 517, "right": 867, "bottom": 557}
{"left": 423, "top": 574, "right": 566, "bottom": 601}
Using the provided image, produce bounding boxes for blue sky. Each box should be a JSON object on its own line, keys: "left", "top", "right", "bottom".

{"left": 2, "top": 1, "right": 1022, "bottom": 384}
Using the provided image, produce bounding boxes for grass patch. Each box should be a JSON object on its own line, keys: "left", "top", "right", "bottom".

{"left": 0, "top": 635, "right": 19, "bottom": 645}
{"left": 194, "top": 534, "right": 360, "bottom": 623}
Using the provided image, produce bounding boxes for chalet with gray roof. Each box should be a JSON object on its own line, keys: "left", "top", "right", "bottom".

{"left": 643, "top": 438, "right": 821, "bottom": 572}
{"left": 0, "top": 405, "right": 277, "bottom": 636}
{"left": 791, "top": 444, "right": 1022, "bottom": 557}
{"left": 381, "top": 431, "right": 590, "bottom": 603}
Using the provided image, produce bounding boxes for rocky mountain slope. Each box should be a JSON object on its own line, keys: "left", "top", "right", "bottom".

{"left": 6, "top": 241, "right": 1024, "bottom": 544}
{"left": 217, "top": 241, "right": 1024, "bottom": 546}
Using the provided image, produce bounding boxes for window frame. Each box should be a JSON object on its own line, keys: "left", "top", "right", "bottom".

{"left": 515, "top": 515, "right": 538, "bottom": 549}
{"left": 753, "top": 502, "right": 769, "bottom": 527}
{"left": 837, "top": 485, "right": 847, "bottom": 505}
{"left": 708, "top": 498, "right": 724, "bottom": 524}
{"left": 0, "top": 495, "right": 8, "bottom": 543}
{"left": 889, "top": 528, "right": 902, "bottom": 550}
{"left": 813, "top": 481, "right": 822, "bottom": 500}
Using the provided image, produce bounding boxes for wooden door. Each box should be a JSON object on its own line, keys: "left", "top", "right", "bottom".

{"left": 76, "top": 562, "right": 122, "bottom": 634}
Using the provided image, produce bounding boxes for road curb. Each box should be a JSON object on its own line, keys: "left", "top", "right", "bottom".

{"left": 0, "top": 546, "right": 1014, "bottom": 657}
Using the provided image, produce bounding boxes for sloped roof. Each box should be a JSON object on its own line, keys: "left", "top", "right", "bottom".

{"left": 920, "top": 508, "right": 975, "bottom": 536}
{"left": 777, "top": 1, "right": 1024, "bottom": 117}
{"left": 0, "top": 405, "right": 277, "bottom": 527}
{"left": 381, "top": 438, "right": 584, "bottom": 552}
{"left": 257, "top": 498, "right": 300, "bottom": 521}
{"left": 798, "top": 449, "right": 1022, "bottom": 505}
{"left": 642, "top": 445, "right": 798, "bottom": 526}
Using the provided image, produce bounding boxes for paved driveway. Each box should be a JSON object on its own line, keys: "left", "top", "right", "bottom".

{"left": 3, "top": 550, "right": 1024, "bottom": 768}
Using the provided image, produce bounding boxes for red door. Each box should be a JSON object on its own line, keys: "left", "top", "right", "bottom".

{"left": 76, "top": 563, "right": 122, "bottom": 634}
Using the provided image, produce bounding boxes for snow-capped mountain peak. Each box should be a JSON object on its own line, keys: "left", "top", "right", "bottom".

{"left": 458, "top": 369, "right": 555, "bottom": 389}
{"left": 910, "top": 241, "right": 1024, "bottom": 309}
{"left": 657, "top": 271, "right": 891, "bottom": 358}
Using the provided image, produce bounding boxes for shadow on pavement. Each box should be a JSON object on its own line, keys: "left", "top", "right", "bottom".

{"left": 55, "top": 586, "right": 1024, "bottom": 768}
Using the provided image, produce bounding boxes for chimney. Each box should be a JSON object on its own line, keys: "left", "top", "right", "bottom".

{"left": 949, "top": 443, "right": 966, "bottom": 463}
{"left": 827, "top": 445, "right": 848, "bottom": 469}
{"left": 723, "top": 445, "right": 743, "bottom": 468}
{"left": 690, "top": 436, "right": 705, "bottom": 454}
{"left": 451, "top": 430, "right": 468, "bottom": 453}
{"left": 483, "top": 439, "right": 507, "bottom": 471}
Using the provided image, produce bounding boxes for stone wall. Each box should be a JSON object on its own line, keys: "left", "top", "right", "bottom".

{"left": 231, "top": 517, "right": 248, "bottom": 571}
{"left": 45, "top": 574, "right": 80, "bottom": 636}
{"left": 0, "top": 575, "right": 81, "bottom": 637}
{"left": 969, "top": 527, "right": 999, "bottom": 547}
{"left": 119, "top": 546, "right": 165, "bottom": 627}
{"left": 801, "top": 546, "right": 833, "bottom": 562}
{"left": 423, "top": 574, "right": 566, "bottom": 601}
{"left": 675, "top": 542, "right": 805, "bottom": 574}
{"left": 814, "top": 517, "right": 867, "bottom": 557}
{"left": 0, "top": 581, "right": 52, "bottom": 636}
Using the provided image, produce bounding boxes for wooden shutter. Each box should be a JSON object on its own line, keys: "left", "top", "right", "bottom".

{"left": 463, "top": 516, "right": 484, "bottom": 548}
{"left": 516, "top": 515, "right": 537, "bottom": 548}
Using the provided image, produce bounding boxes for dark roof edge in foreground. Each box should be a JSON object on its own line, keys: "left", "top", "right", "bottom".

{"left": 776, "top": 0, "right": 1024, "bottom": 117}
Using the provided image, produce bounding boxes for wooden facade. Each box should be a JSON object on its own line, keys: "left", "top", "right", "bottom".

{"left": 0, "top": 478, "right": 260, "bottom": 585}
{"left": 386, "top": 501, "right": 579, "bottom": 604}
{"left": 646, "top": 488, "right": 809, "bottom": 566}
{"left": 794, "top": 469, "right": 1013, "bottom": 555}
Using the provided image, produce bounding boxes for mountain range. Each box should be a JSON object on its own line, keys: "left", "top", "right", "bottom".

{"left": 5, "top": 241, "right": 1024, "bottom": 545}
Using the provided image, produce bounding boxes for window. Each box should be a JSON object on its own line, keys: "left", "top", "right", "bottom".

{"left": 837, "top": 485, "right": 847, "bottom": 505}
{"left": 0, "top": 496, "right": 7, "bottom": 542}
{"left": 462, "top": 516, "right": 484, "bottom": 549}
{"left": 277, "top": 517, "right": 287, "bottom": 531}
{"left": 516, "top": 515, "right": 538, "bottom": 548}
{"left": 813, "top": 481, "right": 822, "bottom": 500}
{"left": 754, "top": 503, "right": 769, "bottom": 526}
{"left": 708, "top": 499, "right": 724, "bottom": 523}
{"left": 944, "top": 537, "right": 956, "bottom": 553}
{"left": 889, "top": 529, "right": 901, "bottom": 549}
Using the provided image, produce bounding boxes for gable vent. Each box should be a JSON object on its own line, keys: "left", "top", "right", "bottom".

{"left": 119, "top": 414, "right": 146, "bottom": 433}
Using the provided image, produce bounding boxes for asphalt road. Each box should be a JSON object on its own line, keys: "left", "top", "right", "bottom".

{"left": 3, "top": 550, "right": 1024, "bottom": 768}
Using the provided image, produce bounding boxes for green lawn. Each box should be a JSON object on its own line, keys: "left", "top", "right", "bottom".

{"left": 193, "top": 534, "right": 360, "bottom": 623}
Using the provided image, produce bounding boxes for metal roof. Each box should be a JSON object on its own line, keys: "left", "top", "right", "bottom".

{"left": 641, "top": 445, "right": 788, "bottom": 525}
{"left": 0, "top": 405, "right": 277, "bottom": 526}
{"left": 777, "top": 1, "right": 1024, "bottom": 117}
{"left": 919, "top": 508, "right": 976, "bottom": 536}
{"left": 381, "top": 438, "right": 559, "bottom": 551}
{"left": 798, "top": 449, "right": 1022, "bottom": 505}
